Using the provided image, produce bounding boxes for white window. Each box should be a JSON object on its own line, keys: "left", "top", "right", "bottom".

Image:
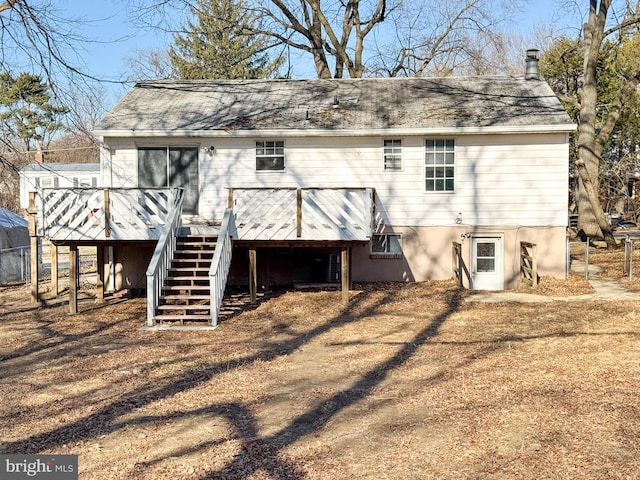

{"left": 256, "top": 140, "right": 285, "bottom": 171}
{"left": 425, "top": 139, "right": 455, "bottom": 192}
{"left": 40, "top": 177, "right": 53, "bottom": 188}
{"left": 383, "top": 139, "right": 402, "bottom": 171}
{"left": 79, "top": 177, "right": 95, "bottom": 188}
{"left": 371, "top": 233, "right": 402, "bottom": 256}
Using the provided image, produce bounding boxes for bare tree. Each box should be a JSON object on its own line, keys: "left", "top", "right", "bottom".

{"left": 375, "top": 0, "right": 517, "bottom": 77}
{"left": 126, "top": 0, "right": 519, "bottom": 78}
{"left": 572, "top": 0, "right": 640, "bottom": 247}
{"left": 126, "top": 48, "right": 174, "bottom": 81}
{"left": 0, "top": 1, "right": 118, "bottom": 211}
{"left": 0, "top": 0, "right": 95, "bottom": 88}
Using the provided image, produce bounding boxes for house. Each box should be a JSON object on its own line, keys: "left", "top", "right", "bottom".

{"left": 31, "top": 56, "right": 575, "bottom": 326}
{"left": 19, "top": 162, "right": 101, "bottom": 209}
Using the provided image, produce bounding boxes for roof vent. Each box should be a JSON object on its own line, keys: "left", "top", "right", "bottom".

{"left": 525, "top": 49, "right": 540, "bottom": 80}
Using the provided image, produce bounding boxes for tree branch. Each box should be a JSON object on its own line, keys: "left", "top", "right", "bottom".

{"left": 0, "top": 0, "right": 17, "bottom": 15}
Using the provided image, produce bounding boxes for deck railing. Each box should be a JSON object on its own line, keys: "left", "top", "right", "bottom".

{"left": 145, "top": 189, "right": 185, "bottom": 326}
{"left": 38, "top": 188, "right": 181, "bottom": 241}
{"left": 209, "top": 208, "right": 236, "bottom": 326}
{"left": 228, "top": 187, "right": 375, "bottom": 241}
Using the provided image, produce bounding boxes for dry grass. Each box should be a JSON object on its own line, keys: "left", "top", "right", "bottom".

{"left": 1, "top": 248, "right": 640, "bottom": 479}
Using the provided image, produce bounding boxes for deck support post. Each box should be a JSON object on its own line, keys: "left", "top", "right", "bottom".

{"left": 296, "top": 188, "right": 302, "bottom": 238}
{"left": 50, "top": 243, "right": 59, "bottom": 296}
{"left": 341, "top": 247, "right": 350, "bottom": 304}
{"left": 249, "top": 248, "right": 257, "bottom": 303}
{"left": 96, "top": 245, "right": 105, "bottom": 303}
{"left": 108, "top": 246, "right": 115, "bottom": 292}
{"left": 69, "top": 244, "right": 78, "bottom": 314}
{"left": 103, "top": 189, "right": 111, "bottom": 238}
{"left": 27, "top": 192, "right": 39, "bottom": 304}
{"left": 349, "top": 247, "right": 353, "bottom": 290}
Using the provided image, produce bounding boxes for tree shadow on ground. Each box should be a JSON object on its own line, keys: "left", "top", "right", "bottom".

{"left": 200, "top": 288, "right": 465, "bottom": 479}
{"left": 0, "top": 297, "right": 134, "bottom": 367}
{"left": 2, "top": 284, "right": 466, "bottom": 480}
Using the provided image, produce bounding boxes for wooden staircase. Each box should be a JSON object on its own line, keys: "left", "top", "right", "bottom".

{"left": 153, "top": 234, "right": 217, "bottom": 325}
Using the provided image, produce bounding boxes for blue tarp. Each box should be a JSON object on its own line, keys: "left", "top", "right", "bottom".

{"left": 0, "top": 209, "right": 29, "bottom": 284}
{"left": 0, "top": 208, "right": 27, "bottom": 230}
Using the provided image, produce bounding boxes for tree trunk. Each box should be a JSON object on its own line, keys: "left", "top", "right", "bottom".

{"left": 575, "top": 159, "right": 618, "bottom": 248}
{"left": 575, "top": 0, "right": 618, "bottom": 249}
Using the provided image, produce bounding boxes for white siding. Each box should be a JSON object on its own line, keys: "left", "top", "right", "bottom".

{"left": 19, "top": 170, "right": 101, "bottom": 209}
{"left": 105, "top": 132, "right": 569, "bottom": 228}
{"left": 103, "top": 138, "right": 144, "bottom": 188}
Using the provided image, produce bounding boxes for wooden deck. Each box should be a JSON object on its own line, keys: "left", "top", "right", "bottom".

{"left": 37, "top": 188, "right": 182, "bottom": 242}
{"left": 35, "top": 187, "right": 375, "bottom": 244}
{"left": 30, "top": 187, "right": 372, "bottom": 317}
{"left": 229, "top": 187, "right": 375, "bottom": 242}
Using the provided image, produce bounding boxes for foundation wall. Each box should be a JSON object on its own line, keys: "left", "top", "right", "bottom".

{"left": 351, "top": 226, "right": 567, "bottom": 290}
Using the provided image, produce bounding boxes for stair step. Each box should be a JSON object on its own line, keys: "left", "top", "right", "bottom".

{"left": 174, "top": 250, "right": 215, "bottom": 256}
{"left": 160, "top": 294, "right": 211, "bottom": 301}
{"left": 168, "top": 266, "right": 210, "bottom": 271}
{"left": 154, "top": 314, "right": 212, "bottom": 322}
{"left": 166, "top": 275, "right": 209, "bottom": 282}
{"left": 177, "top": 242, "right": 217, "bottom": 249}
{"left": 177, "top": 235, "right": 217, "bottom": 241}
{"left": 157, "top": 304, "right": 210, "bottom": 311}
{"left": 172, "top": 257, "right": 212, "bottom": 262}
{"left": 153, "top": 234, "right": 221, "bottom": 326}
{"left": 170, "top": 262, "right": 211, "bottom": 269}
{"left": 162, "top": 285, "right": 210, "bottom": 292}
{"left": 175, "top": 248, "right": 215, "bottom": 255}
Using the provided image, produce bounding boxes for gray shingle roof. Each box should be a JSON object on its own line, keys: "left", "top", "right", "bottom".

{"left": 21, "top": 162, "right": 100, "bottom": 173}
{"left": 94, "top": 77, "right": 574, "bottom": 135}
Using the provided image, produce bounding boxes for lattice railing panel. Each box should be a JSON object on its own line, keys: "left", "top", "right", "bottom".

{"left": 230, "top": 187, "right": 374, "bottom": 241}
{"left": 231, "top": 188, "right": 298, "bottom": 240}
{"left": 301, "top": 189, "right": 371, "bottom": 241}
{"left": 38, "top": 188, "right": 180, "bottom": 241}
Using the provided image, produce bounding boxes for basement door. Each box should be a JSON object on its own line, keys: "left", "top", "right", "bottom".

{"left": 138, "top": 146, "right": 199, "bottom": 215}
{"left": 470, "top": 235, "right": 504, "bottom": 290}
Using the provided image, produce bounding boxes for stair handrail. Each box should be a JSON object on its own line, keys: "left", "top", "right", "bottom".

{"left": 209, "top": 208, "right": 237, "bottom": 326}
{"left": 145, "top": 188, "right": 185, "bottom": 326}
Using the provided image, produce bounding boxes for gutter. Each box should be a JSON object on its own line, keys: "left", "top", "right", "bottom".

{"left": 93, "top": 124, "right": 577, "bottom": 138}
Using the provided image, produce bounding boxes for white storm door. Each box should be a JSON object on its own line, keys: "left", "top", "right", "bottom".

{"left": 470, "top": 236, "right": 504, "bottom": 290}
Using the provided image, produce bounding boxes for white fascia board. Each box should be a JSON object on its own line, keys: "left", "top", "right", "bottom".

{"left": 93, "top": 123, "right": 576, "bottom": 138}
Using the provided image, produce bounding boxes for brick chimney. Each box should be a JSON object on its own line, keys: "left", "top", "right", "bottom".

{"left": 34, "top": 136, "right": 43, "bottom": 163}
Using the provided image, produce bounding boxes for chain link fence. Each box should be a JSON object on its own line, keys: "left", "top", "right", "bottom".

{"left": 0, "top": 246, "right": 30, "bottom": 285}
{"left": 0, "top": 241, "right": 97, "bottom": 289}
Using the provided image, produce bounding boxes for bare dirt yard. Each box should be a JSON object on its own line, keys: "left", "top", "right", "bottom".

{"left": 1, "top": 244, "right": 640, "bottom": 479}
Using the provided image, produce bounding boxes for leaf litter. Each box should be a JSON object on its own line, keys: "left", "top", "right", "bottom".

{"left": 0, "top": 244, "right": 639, "bottom": 478}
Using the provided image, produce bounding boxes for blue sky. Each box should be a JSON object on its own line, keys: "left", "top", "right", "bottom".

{"left": 55, "top": 0, "right": 579, "bottom": 107}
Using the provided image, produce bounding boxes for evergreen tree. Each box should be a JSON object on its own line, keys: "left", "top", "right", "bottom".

{"left": 0, "top": 72, "right": 68, "bottom": 211}
{"left": 168, "top": 0, "right": 283, "bottom": 80}
{"left": 0, "top": 72, "right": 68, "bottom": 153}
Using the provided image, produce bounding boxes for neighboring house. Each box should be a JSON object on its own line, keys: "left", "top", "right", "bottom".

{"left": 19, "top": 163, "right": 101, "bottom": 209}
{"left": 32, "top": 55, "right": 575, "bottom": 326}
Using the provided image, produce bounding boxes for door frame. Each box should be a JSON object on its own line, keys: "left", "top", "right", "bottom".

{"left": 137, "top": 145, "right": 200, "bottom": 216}
{"left": 469, "top": 233, "right": 504, "bottom": 290}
